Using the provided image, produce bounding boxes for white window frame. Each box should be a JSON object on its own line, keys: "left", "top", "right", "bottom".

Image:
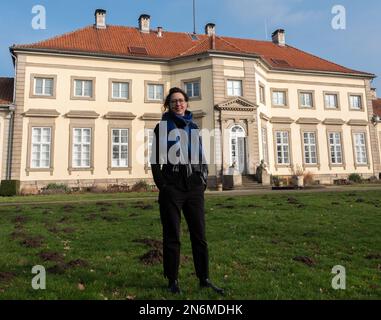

{"left": 72, "top": 128, "right": 92, "bottom": 168}
{"left": 325, "top": 93, "right": 339, "bottom": 109}
{"left": 34, "top": 77, "right": 54, "bottom": 96}
{"left": 111, "top": 128, "right": 129, "bottom": 168}
{"left": 349, "top": 95, "right": 362, "bottom": 110}
{"left": 275, "top": 131, "right": 290, "bottom": 164}
{"left": 112, "top": 82, "right": 129, "bottom": 100}
{"left": 227, "top": 80, "right": 242, "bottom": 97}
{"left": 329, "top": 132, "right": 343, "bottom": 164}
{"left": 300, "top": 92, "right": 313, "bottom": 108}
{"left": 31, "top": 127, "right": 51, "bottom": 169}
{"left": 272, "top": 91, "right": 287, "bottom": 106}
{"left": 147, "top": 84, "right": 164, "bottom": 101}
{"left": 353, "top": 132, "right": 368, "bottom": 165}
{"left": 74, "top": 79, "right": 93, "bottom": 98}
{"left": 184, "top": 81, "right": 200, "bottom": 98}
{"left": 303, "top": 132, "right": 317, "bottom": 164}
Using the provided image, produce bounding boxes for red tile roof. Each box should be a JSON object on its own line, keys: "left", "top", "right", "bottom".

{"left": 373, "top": 98, "right": 381, "bottom": 117}
{"left": 12, "top": 25, "right": 373, "bottom": 76}
{"left": 0, "top": 77, "right": 14, "bottom": 105}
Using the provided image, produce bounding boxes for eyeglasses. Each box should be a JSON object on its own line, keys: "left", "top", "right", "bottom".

{"left": 170, "top": 99, "right": 186, "bottom": 105}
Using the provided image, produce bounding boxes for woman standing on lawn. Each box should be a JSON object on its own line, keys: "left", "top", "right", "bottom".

{"left": 150, "top": 87, "right": 224, "bottom": 295}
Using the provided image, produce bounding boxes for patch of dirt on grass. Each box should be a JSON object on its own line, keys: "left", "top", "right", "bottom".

{"left": 96, "top": 202, "right": 113, "bottom": 207}
{"left": 365, "top": 253, "right": 381, "bottom": 260}
{"left": 12, "top": 215, "right": 27, "bottom": 224}
{"left": 99, "top": 207, "right": 109, "bottom": 212}
{"left": 139, "top": 249, "right": 163, "bottom": 265}
{"left": 181, "top": 255, "right": 191, "bottom": 265}
{"left": 62, "top": 205, "right": 75, "bottom": 212}
{"left": 58, "top": 216, "right": 70, "bottom": 224}
{"left": 247, "top": 204, "right": 262, "bottom": 208}
{"left": 38, "top": 251, "right": 65, "bottom": 263}
{"left": 286, "top": 197, "right": 299, "bottom": 205}
{"left": 47, "top": 259, "right": 90, "bottom": 274}
{"left": 20, "top": 235, "right": 44, "bottom": 248}
{"left": 46, "top": 225, "right": 60, "bottom": 234}
{"left": 133, "top": 202, "right": 154, "bottom": 210}
{"left": 62, "top": 227, "right": 76, "bottom": 234}
{"left": 67, "top": 259, "right": 89, "bottom": 268}
{"left": 85, "top": 213, "right": 98, "bottom": 221}
{"left": 101, "top": 215, "right": 120, "bottom": 222}
{"left": 331, "top": 202, "right": 340, "bottom": 205}
{"left": 355, "top": 198, "right": 365, "bottom": 203}
{"left": 0, "top": 272, "right": 15, "bottom": 283}
{"left": 133, "top": 238, "right": 162, "bottom": 250}
{"left": 10, "top": 230, "right": 28, "bottom": 240}
{"left": 293, "top": 256, "right": 316, "bottom": 267}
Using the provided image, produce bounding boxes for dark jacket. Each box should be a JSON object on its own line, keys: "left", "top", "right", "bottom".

{"left": 150, "top": 112, "right": 208, "bottom": 192}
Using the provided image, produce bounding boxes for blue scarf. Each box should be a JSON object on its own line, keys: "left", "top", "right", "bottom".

{"left": 158, "top": 110, "right": 206, "bottom": 177}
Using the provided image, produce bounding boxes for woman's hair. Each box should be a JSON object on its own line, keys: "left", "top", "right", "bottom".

{"left": 163, "top": 87, "right": 189, "bottom": 112}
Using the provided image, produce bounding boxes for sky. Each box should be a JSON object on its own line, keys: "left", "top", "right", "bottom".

{"left": 1, "top": 0, "right": 380, "bottom": 90}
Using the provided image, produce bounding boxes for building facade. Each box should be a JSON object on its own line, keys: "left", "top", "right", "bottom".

{"left": 1, "top": 9, "right": 380, "bottom": 193}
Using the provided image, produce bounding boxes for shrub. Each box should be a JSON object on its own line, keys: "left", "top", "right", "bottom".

{"left": 348, "top": 173, "right": 362, "bottom": 184}
{"left": 42, "top": 183, "right": 70, "bottom": 194}
{"left": 271, "top": 175, "right": 280, "bottom": 187}
{"left": 303, "top": 172, "right": 314, "bottom": 186}
{"left": 130, "top": 180, "right": 152, "bottom": 192}
{"left": 0, "top": 180, "right": 20, "bottom": 196}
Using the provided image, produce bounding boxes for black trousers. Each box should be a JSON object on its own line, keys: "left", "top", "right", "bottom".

{"left": 159, "top": 184, "right": 209, "bottom": 281}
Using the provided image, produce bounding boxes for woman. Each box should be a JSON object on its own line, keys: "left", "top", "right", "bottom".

{"left": 150, "top": 87, "right": 224, "bottom": 295}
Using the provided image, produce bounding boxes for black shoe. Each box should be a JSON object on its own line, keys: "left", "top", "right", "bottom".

{"left": 168, "top": 279, "right": 181, "bottom": 294}
{"left": 199, "top": 278, "right": 224, "bottom": 295}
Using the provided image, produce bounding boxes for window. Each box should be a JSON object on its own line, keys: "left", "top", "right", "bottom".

{"left": 74, "top": 80, "right": 93, "bottom": 97}
{"left": 353, "top": 132, "right": 367, "bottom": 164}
{"left": 259, "top": 85, "right": 265, "bottom": 104}
{"left": 31, "top": 127, "right": 51, "bottom": 168}
{"left": 112, "top": 129, "right": 129, "bottom": 167}
{"left": 34, "top": 78, "right": 53, "bottom": 96}
{"left": 299, "top": 92, "right": 313, "bottom": 108}
{"left": 325, "top": 93, "right": 339, "bottom": 109}
{"left": 275, "top": 131, "right": 290, "bottom": 164}
{"left": 112, "top": 82, "right": 129, "bottom": 99}
{"left": 272, "top": 90, "right": 287, "bottom": 106}
{"left": 261, "top": 127, "right": 269, "bottom": 164}
{"left": 349, "top": 95, "right": 362, "bottom": 110}
{"left": 72, "top": 128, "right": 91, "bottom": 168}
{"left": 147, "top": 83, "right": 164, "bottom": 101}
{"left": 328, "top": 132, "right": 342, "bottom": 164}
{"left": 146, "top": 128, "right": 154, "bottom": 166}
{"left": 303, "top": 132, "right": 317, "bottom": 164}
{"left": 184, "top": 81, "right": 200, "bottom": 98}
{"left": 227, "top": 80, "right": 242, "bottom": 96}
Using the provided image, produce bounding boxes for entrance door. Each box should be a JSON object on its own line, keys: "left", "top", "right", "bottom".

{"left": 230, "top": 125, "right": 247, "bottom": 174}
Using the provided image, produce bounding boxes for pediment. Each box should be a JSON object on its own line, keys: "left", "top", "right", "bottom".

{"left": 215, "top": 97, "right": 258, "bottom": 111}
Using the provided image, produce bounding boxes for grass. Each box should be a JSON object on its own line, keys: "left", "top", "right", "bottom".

{"left": 0, "top": 190, "right": 380, "bottom": 300}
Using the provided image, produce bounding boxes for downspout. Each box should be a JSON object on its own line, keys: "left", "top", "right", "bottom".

{"left": 6, "top": 51, "right": 17, "bottom": 180}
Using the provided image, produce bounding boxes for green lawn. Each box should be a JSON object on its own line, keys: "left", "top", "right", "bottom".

{"left": 0, "top": 190, "right": 380, "bottom": 300}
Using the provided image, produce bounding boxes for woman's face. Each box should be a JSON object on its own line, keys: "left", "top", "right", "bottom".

{"left": 169, "top": 92, "right": 188, "bottom": 116}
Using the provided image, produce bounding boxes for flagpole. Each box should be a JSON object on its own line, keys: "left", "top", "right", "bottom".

{"left": 193, "top": 0, "right": 196, "bottom": 34}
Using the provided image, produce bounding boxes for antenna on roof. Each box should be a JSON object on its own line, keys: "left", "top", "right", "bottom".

{"left": 193, "top": 0, "right": 196, "bottom": 34}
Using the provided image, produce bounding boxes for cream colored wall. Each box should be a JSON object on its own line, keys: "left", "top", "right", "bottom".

{"left": 20, "top": 53, "right": 214, "bottom": 182}
{"left": 0, "top": 116, "right": 4, "bottom": 180}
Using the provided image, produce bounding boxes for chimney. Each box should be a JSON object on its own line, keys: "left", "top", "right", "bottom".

{"left": 157, "top": 26, "right": 163, "bottom": 38}
{"left": 272, "top": 29, "right": 286, "bottom": 46}
{"left": 371, "top": 88, "right": 377, "bottom": 99}
{"left": 139, "top": 14, "right": 151, "bottom": 33}
{"left": 94, "top": 9, "right": 106, "bottom": 29}
{"left": 205, "top": 23, "right": 216, "bottom": 37}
